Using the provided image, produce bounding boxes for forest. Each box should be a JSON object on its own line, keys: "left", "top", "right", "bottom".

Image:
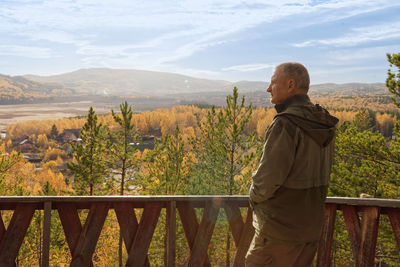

{"left": 0, "top": 53, "right": 400, "bottom": 266}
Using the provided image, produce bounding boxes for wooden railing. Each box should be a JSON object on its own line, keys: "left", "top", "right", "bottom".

{"left": 0, "top": 196, "right": 399, "bottom": 266}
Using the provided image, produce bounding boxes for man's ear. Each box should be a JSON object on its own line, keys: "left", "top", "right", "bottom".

{"left": 287, "top": 79, "right": 296, "bottom": 93}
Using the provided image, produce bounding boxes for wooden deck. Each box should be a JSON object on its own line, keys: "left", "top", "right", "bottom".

{"left": 0, "top": 196, "right": 399, "bottom": 266}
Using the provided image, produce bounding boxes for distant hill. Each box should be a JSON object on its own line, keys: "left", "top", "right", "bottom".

{"left": 0, "top": 74, "right": 55, "bottom": 94}
{"left": 309, "top": 83, "right": 387, "bottom": 96}
{"left": 0, "top": 67, "right": 388, "bottom": 106}
{"left": 0, "top": 74, "right": 75, "bottom": 104}
{"left": 23, "top": 68, "right": 386, "bottom": 97}
{"left": 24, "top": 68, "right": 235, "bottom": 96}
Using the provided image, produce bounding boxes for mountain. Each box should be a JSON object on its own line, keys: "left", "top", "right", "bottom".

{"left": 0, "top": 67, "right": 388, "bottom": 106}
{"left": 24, "top": 68, "right": 386, "bottom": 97}
{"left": 0, "top": 74, "right": 75, "bottom": 104}
{"left": 0, "top": 74, "right": 58, "bottom": 94}
{"left": 309, "top": 82, "right": 387, "bottom": 96}
{"left": 24, "top": 68, "right": 236, "bottom": 96}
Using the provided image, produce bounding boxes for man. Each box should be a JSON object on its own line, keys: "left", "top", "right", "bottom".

{"left": 246, "top": 62, "right": 338, "bottom": 267}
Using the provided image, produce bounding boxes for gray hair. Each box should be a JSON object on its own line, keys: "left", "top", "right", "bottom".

{"left": 277, "top": 62, "right": 310, "bottom": 92}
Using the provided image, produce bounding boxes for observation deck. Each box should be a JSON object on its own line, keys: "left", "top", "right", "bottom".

{"left": 0, "top": 196, "right": 399, "bottom": 266}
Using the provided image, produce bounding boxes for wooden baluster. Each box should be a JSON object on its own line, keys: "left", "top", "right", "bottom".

{"left": 0, "top": 204, "right": 36, "bottom": 266}
{"left": 233, "top": 207, "right": 255, "bottom": 267}
{"left": 114, "top": 202, "right": 150, "bottom": 267}
{"left": 177, "top": 202, "right": 212, "bottom": 267}
{"left": 58, "top": 203, "right": 109, "bottom": 267}
{"left": 69, "top": 203, "right": 109, "bottom": 267}
{"left": 126, "top": 202, "right": 162, "bottom": 267}
{"left": 224, "top": 202, "right": 244, "bottom": 247}
{"left": 357, "top": 207, "right": 380, "bottom": 267}
{"left": 316, "top": 204, "right": 337, "bottom": 267}
{"left": 187, "top": 201, "right": 220, "bottom": 266}
{"left": 342, "top": 205, "right": 361, "bottom": 260}
{"left": 387, "top": 208, "right": 400, "bottom": 250}
{"left": 57, "top": 203, "right": 90, "bottom": 265}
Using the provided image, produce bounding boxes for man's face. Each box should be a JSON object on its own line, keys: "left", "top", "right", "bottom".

{"left": 267, "top": 67, "right": 291, "bottom": 105}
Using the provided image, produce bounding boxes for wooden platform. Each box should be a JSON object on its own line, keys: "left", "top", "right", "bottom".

{"left": 0, "top": 196, "right": 399, "bottom": 266}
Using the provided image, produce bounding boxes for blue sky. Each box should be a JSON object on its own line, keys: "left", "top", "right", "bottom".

{"left": 0, "top": 0, "right": 399, "bottom": 84}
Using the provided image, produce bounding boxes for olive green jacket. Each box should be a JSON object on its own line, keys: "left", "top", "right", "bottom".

{"left": 249, "top": 94, "right": 338, "bottom": 243}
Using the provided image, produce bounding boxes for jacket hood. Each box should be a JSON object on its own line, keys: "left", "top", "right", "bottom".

{"left": 275, "top": 94, "right": 339, "bottom": 147}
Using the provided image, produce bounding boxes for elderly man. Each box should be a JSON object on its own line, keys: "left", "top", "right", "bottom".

{"left": 246, "top": 62, "right": 338, "bottom": 267}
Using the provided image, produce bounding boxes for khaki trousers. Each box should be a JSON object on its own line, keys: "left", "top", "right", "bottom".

{"left": 245, "top": 234, "right": 318, "bottom": 267}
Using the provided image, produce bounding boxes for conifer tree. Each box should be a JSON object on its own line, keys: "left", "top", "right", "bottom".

{"left": 141, "top": 125, "right": 190, "bottom": 195}
{"left": 189, "top": 106, "right": 228, "bottom": 194}
{"left": 189, "top": 87, "right": 259, "bottom": 195}
{"left": 49, "top": 124, "right": 58, "bottom": 140}
{"left": 0, "top": 151, "right": 21, "bottom": 194}
{"left": 109, "top": 101, "right": 141, "bottom": 195}
{"left": 0, "top": 153, "right": 20, "bottom": 179}
{"left": 353, "top": 109, "right": 376, "bottom": 132}
{"left": 224, "top": 87, "right": 258, "bottom": 195}
{"left": 386, "top": 52, "right": 400, "bottom": 108}
{"left": 67, "top": 107, "right": 107, "bottom": 195}
{"left": 108, "top": 101, "right": 141, "bottom": 267}
{"left": 190, "top": 87, "right": 259, "bottom": 266}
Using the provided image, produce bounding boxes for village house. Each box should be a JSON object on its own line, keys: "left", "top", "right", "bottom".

{"left": 56, "top": 129, "right": 81, "bottom": 144}
{"left": 12, "top": 136, "right": 35, "bottom": 153}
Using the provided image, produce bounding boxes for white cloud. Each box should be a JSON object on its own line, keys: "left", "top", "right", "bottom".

{"left": 160, "top": 65, "right": 222, "bottom": 79}
{"left": 0, "top": 45, "right": 55, "bottom": 59}
{"left": 0, "top": 0, "right": 399, "bottom": 77}
{"left": 293, "top": 22, "right": 400, "bottom": 47}
{"left": 222, "top": 63, "right": 275, "bottom": 72}
{"left": 323, "top": 45, "right": 398, "bottom": 65}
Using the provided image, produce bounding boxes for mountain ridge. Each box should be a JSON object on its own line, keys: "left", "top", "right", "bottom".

{"left": 22, "top": 68, "right": 386, "bottom": 96}
{"left": 0, "top": 68, "right": 387, "bottom": 103}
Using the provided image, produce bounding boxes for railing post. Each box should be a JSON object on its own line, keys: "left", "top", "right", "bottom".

{"left": 317, "top": 203, "right": 337, "bottom": 267}
{"left": 166, "top": 200, "right": 176, "bottom": 267}
{"left": 42, "top": 201, "right": 52, "bottom": 267}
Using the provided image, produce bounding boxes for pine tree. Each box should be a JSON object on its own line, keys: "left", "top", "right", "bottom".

{"left": 0, "top": 153, "right": 20, "bottom": 179}
{"left": 224, "top": 87, "right": 258, "bottom": 195}
{"left": 189, "top": 87, "right": 259, "bottom": 266}
{"left": 329, "top": 118, "right": 400, "bottom": 265}
{"left": 386, "top": 52, "right": 400, "bottom": 108}
{"left": 141, "top": 125, "right": 189, "bottom": 195}
{"left": 0, "top": 151, "right": 21, "bottom": 194}
{"left": 353, "top": 109, "right": 376, "bottom": 132}
{"left": 108, "top": 101, "right": 141, "bottom": 267}
{"left": 189, "top": 106, "right": 228, "bottom": 194}
{"left": 189, "top": 87, "right": 259, "bottom": 195}
{"left": 67, "top": 107, "right": 107, "bottom": 195}
{"left": 49, "top": 124, "right": 58, "bottom": 140}
{"left": 109, "top": 101, "right": 141, "bottom": 195}
{"left": 141, "top": 125, "right": 191, "bottom": 195}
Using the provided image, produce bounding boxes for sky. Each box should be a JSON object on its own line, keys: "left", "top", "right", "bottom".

{"left": 0, "top": 0, "right": 399, "bottom": 84}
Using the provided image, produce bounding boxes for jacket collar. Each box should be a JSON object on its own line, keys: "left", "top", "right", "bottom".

{"left": 275, "top": 94, "right": 311, "bottom": 113}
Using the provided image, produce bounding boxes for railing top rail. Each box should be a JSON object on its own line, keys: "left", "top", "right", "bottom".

{"left": 0, "top": 195, "right": 245, "bottom": 201}
{"left": 326, "top": 196, "right": 400, "bottom": 208}
{"left": 0, "top": 196, "right": 399, "bottom": 207}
